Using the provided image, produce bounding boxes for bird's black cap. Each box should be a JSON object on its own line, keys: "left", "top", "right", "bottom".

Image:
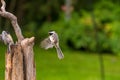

{"left": 48, "top": 30, "right": 55, "bottom": 35}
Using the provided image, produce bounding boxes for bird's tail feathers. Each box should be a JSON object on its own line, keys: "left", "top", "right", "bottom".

{"left": 55, "top": 45, "right": 64, "bottom": 59}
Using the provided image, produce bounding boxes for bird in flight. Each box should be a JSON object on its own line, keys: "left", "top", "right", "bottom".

{"left": 40, "top": 31, "right": 64, "bottom": 59}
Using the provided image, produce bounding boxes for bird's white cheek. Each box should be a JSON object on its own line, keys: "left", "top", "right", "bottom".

{"left": 49, "top": 36, "right": 54, "bottom": 43}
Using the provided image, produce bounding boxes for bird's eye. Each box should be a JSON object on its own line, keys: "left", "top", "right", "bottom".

{"left": 49, "top": 33, "right": 53, "bottom": 35}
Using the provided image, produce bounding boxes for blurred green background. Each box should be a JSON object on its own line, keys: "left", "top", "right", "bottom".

{"left": 0, "top": 0, "right": 120, "bottom": 80}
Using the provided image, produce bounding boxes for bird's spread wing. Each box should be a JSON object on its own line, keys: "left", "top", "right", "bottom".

{"left": 40, "top": 37, "right": 54, "bottom": 49}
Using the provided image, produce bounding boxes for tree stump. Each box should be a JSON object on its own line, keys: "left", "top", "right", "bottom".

{"left": 21, "top": 37, "right": 36, "bottom": 80}
{"left": 11, "top": 45, "right": 24, "bottom": 80}
{"left": 0, "top": 0, "right": 36, "bottom": 80}
{"left": 5, "top": 50, "right": 12, "bottom": 80}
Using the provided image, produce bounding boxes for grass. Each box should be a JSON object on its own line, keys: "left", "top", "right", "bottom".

{"left": 0, "top": 44, "right": 120, "bottom": 80}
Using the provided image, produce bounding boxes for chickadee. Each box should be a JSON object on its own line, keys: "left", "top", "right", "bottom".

{"left": 1, "top": 31, "right": 14, "bottom": 53}
{"left": 41, "top": 31, "right": 64, "bottom": 59}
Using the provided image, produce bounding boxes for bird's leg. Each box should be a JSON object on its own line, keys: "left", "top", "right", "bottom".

{"left": 7, "top": 43, "right": 12, "bottom": 54}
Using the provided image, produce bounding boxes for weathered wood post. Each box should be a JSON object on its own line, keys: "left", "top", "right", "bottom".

{"left": 0, "top": 0, "right": 36, "bottom": 80}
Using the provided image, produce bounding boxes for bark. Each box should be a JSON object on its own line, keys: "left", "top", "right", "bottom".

{"left": 11, "top": 45, "right": 24, "bottom": 80}
{"left": 5, "top": 45, "right": 24, "bottom": 80}
{"left": 5, "top": 51, "right": 12, "bottom": 80}
{"left": 5, "top": 39, "right": 36, "bottom": 80}
{"left": 21, "top": 37, "right": 36, "bottom": 80}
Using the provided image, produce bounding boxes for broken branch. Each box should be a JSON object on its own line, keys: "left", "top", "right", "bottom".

{"left": 0, "top": 0, "right": 24, "bottom": 42}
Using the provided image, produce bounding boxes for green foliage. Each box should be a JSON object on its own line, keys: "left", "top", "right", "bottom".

{"left": 23, "top": 22, "right": 37, "bottom": 37}
{"left": 1, "top": 0, "right": 119, "bottom": 53}
{"left": 109, "top": 22, "right": 120, "bottom": 53}
{"left": 38, "top": 0, "right": 120, "bottom": 53}
{"left": 93, "top": 0, "right": 120, "bottom": 53}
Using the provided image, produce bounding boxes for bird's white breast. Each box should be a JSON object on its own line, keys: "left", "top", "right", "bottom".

{"left": 49, "top": 36, "right": 54, "bottom": 43}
